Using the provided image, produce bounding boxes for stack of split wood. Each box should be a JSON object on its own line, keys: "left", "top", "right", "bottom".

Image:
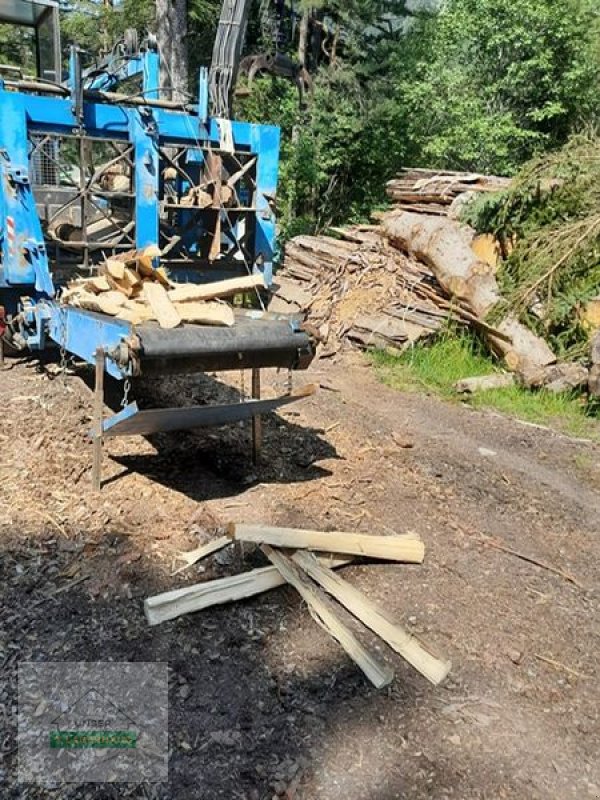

{"left": 60, "top": 246, "right": 265, "bottom": 329}
{"left": 144, "top": 523, "right": 451, "bottom": 689}
{"left": 271, "top": 229, "right": 452, "bottom": 353}
{"left": 386, "top": 168, "right": 511, "bottom": 217}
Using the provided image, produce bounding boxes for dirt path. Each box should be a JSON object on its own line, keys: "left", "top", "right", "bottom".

{"left": 1, "top": 353, "right": 599, "bottom": 799}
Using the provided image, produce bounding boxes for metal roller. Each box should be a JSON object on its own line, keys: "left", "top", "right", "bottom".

{"left": 134, "top": 315, "right": 314, "bottom": 375}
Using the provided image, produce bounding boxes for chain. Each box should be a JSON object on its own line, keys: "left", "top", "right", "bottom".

{"left": 286, "top": 367, "right": 293, "bottom": 395}
{"left": 239, "top": 369, "right": 246, "bottom": 401}
{"left": 59, "top": 306, "right": 68, "bottom": 388}
{"left": 121, "top": 377, "right": 131, "bottom": 408}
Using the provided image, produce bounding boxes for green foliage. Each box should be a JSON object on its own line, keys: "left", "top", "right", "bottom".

{"left": 60, "top": 0, "right": 217, "bottom": 74}
{"left": 464, "top": 133, "right": 600, "bottom": 358}
{"left": 372, "top": 331, "right": 599, "bottom": 436}
{"left": 391, "top": 0, "right": 600, "bottom": 174}
{"left": 0, "top": 24, "right": 37, "bottom": 74}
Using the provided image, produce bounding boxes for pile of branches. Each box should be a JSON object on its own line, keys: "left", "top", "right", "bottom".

{"left": 463, "top": 133, "right": 600, "bottom": 360}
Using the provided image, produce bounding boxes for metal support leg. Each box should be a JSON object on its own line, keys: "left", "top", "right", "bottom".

{"left": 92, "top": 348, "right": 105, "bottom": 492}
{"left": 251, "top": 367, "right": 262, "bottom": 465}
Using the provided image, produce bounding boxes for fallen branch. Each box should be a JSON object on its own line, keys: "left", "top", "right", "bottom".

{"left": 480, "top": 535, "right": 583, "bottom": 589}
{"left": 534, "top": 653, "right": 589, "bottom": 679}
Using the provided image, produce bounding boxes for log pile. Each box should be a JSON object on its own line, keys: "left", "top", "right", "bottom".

{"left": 271, "top": 227, "right": 458, "bottom": 354}
{"left": 145, "top": 523, "right": 451, "bottom": 689}
{"left": 60, "top": 246, "right": 265, "bottom": 329}
{"left": 382, "top": 210, "right": 558, "bottom": 384}
{"left": 386, "top": 168, "right": 511, "bottom": 216}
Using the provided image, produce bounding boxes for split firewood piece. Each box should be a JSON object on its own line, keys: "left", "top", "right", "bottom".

{"left": 263, "top": 546, "right": 394, "bottom": 689}
{"left": 104, "top": 258, "right": 126, "bottom": 281}
{"left": 77, "top": 290, "right": 127, "bottom": 316}
{"left": 144, "top": 555, "right": 351, "bottom": 626}
{"left": 107, "top": 266, "right": 142, "bottom": 298}
{"left": 131, "top": 246, "right": 173, "bottom": 287}
{"left": 116, "top": 305, "right": 155, "bottom": 325}
{"left": 291, "top": 551, "right": 450, "bottom": 685}
{"left": 207, "top": 151, "right": 223, "bottom": 262}
{"left": 136, "top": 245, "right": 161, "bottom": 273}
{"left": 143, "top": 283, "right": 181, "bottom": 329}
{"left": 168, "top": 273, "right": 266, "bottom": 303}
{"left": 173, "top": 301, "right": 235, "bottom": 326}
{"left": 84, "top": 275, "right": 112, "bottom": 294}
{"left": 229, "top": 523, "right": 425, "bottom": 563}
{"left": 226, "top": 156, "right": 257, "bottom": 189}
{"left": 180, "top": 187, "right": 214, "bottom": 209}
{"left": 172, "top": 535, "right": 231, "bottom": 576}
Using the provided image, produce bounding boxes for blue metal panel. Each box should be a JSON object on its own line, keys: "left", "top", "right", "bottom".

{"left": 129, "top": 107, "right": 159, "bottom": 249}
{"left": 47, "top": 304, "right": 133, "bottom": 379}
{"left": 142, "top": 50, "right": 160, "bottom": 101}
{"left": 0, "top": 90, "right": 54, "bottom": 294}
{"left": 251, "top": 123, "right": 280, "bottom": 283}
{"left": 198, "top": 67, "right": 209, "bottom": 126}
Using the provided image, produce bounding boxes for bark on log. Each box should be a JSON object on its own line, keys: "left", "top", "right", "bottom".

{"left": 589, "top": 365, "right": 600, "bottom": 397}
{"left": 383, "top": 212, "right": 556, "bottom": 381}
{"left": 591, "top": 331, "right": 600, "bottom": 365}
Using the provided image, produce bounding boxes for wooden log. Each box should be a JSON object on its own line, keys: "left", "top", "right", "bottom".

{"left": 228, "top": 523, "right": 425, "bottom": 563}
{"left": 454, "top": 373, "right": 516, "bottom": 393}
{"left": 262, "top": 546, "right": 394, "bottom": 689}
{"left": 144, "top": 555, "right": 351, "bottom": 625}
{"left": 173, "top": 301, "right": 235, "bottom": 326}
{"left": 540, "top": 362, "right": 589, "bottom": 394}
{"left": 291, "top": 551, "right": 450, "bottom": 685}
{"left": 589, "top": 364, "right": 600, "bottom": 397}
{"left": 383, "top": 212, "right": 556, "bottom": 379}
{"left": 471, "top": 234, "right": 500, "bottom": 270}
{"left": 168, "top": 273, "right": 265, "bottom": 303}
{"left": 143, "top": 282, "right": 181, "bottom": 329}
{"left": 591, "top": 331, "right": 600, "bottom": 365}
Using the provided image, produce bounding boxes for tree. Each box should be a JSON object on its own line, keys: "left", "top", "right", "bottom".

{"left": 156, "top": 0, "right": 189, "bottom": 100}
{"left": 392, "top": 0, "right": 600, "bottom": 173}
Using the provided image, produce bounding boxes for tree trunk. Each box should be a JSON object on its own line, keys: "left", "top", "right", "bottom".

{"left": 156, "top": 0, "right": 188, "bottom": 101}
{"left": 383, "top": 211, "right": 556, "bottom": 382}
{"left": 297, "top": 9, "right": 310, "bottom": 67}
{"left": 156, "top": 0, "right": 171, "bottom": 96}
{"left": 170, "top": 0, "right": 189, "bottom": 102}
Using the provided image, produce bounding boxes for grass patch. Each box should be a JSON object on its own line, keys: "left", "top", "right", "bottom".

{"left": 371, "top": 331, "right": 600, "bottom": 439}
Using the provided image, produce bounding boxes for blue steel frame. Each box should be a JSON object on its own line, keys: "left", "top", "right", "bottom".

{"left": 0, "top": 47, "right": 281, "bottom": 379}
